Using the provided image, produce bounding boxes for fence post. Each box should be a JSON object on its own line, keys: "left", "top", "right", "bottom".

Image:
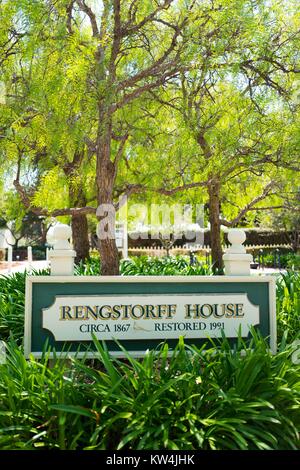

{"left": 223, "top": 229, "right": 252, "bottom": 276}
{"left": 27, "top": 246, "right": 32, "bottom": 270}
{"left": 276, "top": 248, "right": 280, "bottom": 269}
{"left": 259, "top": 249, "right": 264, "bottom": 269}
{"left": 7, "top": 246, "right": 13, "bottom": 273}
{"left": 48, "top": 224, "right": 76, "bottom": 276}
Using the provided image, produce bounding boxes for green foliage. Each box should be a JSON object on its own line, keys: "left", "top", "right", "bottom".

{"left": 0, "top": 0, "right": 299, "bottom": 449}
{"left": 120, "top": 256, "right": 213, "bottom": 276}
{"left": 0, "top": 266, "right": 299, "bottom": 450}
{"left": 277, "top": 271, "right": 300, "bottom": 343}
{"left": 74, "top": 257, "right": 101, "bottom": 276}
{"left": 0, "top": 341, "right": 95, "bottom": 450}
{"left": 0, "top": 270, "right": 48, "bottom": 344}
{"left": 0, "top": 192, "right": 26, "bottom": 241}
{"left": 0, "top": 0, "right": 299, "bottom": 277}
{"left": 286, "top": 254, "right": 300, "bottom": 271}
{"left": 0, "top": 272, "right": 26, "bottom": 344}
{"left": 74, "top": 255, "right": 213, "bottom": 276}
{"left": 262, "top": 253, "right": 300, "bottom": 270}
{"left": 0, "top": 334, "right": 299, "bottom": 450}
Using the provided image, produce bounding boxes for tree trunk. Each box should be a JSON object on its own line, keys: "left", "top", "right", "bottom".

{"left": 96, "top": 131, "right": 120, "bottom": 275}
{"left": 40, "top": 221, "right": 48, "bottom": 246}
{"left": 291, "top": 230, "right": 300, "bottom": 253}
{"left": 98, "top": 237, "right": 120, "bottom": 275}
{"left": 208, "top": 181, "right": 223, "bottom": 273}
{"left": 71, "top": 213, "right": 90, "bottom": 263}
{"left": 68, "top": 176, "right": 90, "bottom": 264}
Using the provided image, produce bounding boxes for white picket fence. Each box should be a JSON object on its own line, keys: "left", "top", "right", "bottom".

{"left": 127, "top": 243, "right": 292, "bottom": 257}
{"left": 1, "top": 242, "right": 292, "bottom": 272}
{"left": 1, "top": 246, "right": 48, "bottom": 273}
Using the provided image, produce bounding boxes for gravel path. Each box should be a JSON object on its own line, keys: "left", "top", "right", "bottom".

{"left": 0, "top": 261, "right": 49, "bottom": 274}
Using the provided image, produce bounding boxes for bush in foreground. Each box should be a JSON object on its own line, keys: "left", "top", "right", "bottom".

{"left": 74, "top": 255, "right": 213, "bottom": 276}
{"left": 0, "top": 266, "right": 299, "bottom": 450}
{"left": 0, "top": 334, "right": 299, "bottom": 450}
{"left": 277, "top": 272, "right": 300, "bottom": 342}
{"left": 120, "top": 256, "right": 213, "bottom": 276}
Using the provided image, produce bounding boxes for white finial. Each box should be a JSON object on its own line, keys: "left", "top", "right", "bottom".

{"left": 227, "top": 229, "right": 246, "bottom": 254}
{"left": 223, "top": 228, "right": 252, "bottom": 276}
{"left": 52, "top": 224, "right": 72, "bottom": 250}
{"left": 46, "top": 226, "right": 55, "bottom": 246}
{"left": 48, "top": 223, "right": 76, "bottom": 276}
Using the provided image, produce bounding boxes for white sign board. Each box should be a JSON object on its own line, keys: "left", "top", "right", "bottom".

{"left": 25, "top": 275, "right": 276, "bottom": 357}
{"left": 43, "top": 293, "right": 259, "bottom": 342}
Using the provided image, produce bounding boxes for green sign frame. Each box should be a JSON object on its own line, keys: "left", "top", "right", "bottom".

{"left": 24, "top": 275, "right": 276, "bottom": 357}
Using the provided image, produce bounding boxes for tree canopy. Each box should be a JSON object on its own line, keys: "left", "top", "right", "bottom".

{"left": 0, "top": 0, "right": 299, "bottom": 272}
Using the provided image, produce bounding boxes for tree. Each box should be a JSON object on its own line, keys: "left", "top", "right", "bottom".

{"left": 0, "top": 0, "right": 97, "bottom": 261}
{"left": 0, "top": 190, "right": 50, "bottom": 247}
{"left": 255, "top": 180, "right": 300, "bottom": 253}
{"left": 122, "top": 0, "right": 300, "bottom": 270}
{"left": 77, "top": 0, "right": 197, "bottom": 274}
{"left": 1, "top": 0, "right": 198, "bottom": 273}
{"left": 0, "top": 0, "right": 24, "bottom": 69}
{"left": 1, "top": 0, "right": 299, "bottom": 274}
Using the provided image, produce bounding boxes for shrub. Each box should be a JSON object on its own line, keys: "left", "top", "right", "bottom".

{"left": 120, "top": 256, "right": 213, "bottom": 276}
{"left": 74, "top": 258, "right": 101, "bottom": 276}
{"left": 286, "top": 254, "right": 300, "bottom": 271}
{"left": 0, "top": 270, "right": 49, "bottom": 345}
{"left": 74, "top": 255, "right": 213, "bottom": 276}
{"left": 250, "top": 250, "right": 299, "bottom": 269}
{"left": 0, "top": 334, "right": 299, "bottom": 450}
{"left": 0, "top": 266, "right": 299, "bottom": 450}
{"left": 277, "top": 271, "right": 300, "bottom": 342}
{"left": 0, "top": 272, "right": 27, "bottom": 344}
{"left": 32, "top": 248, "right": 47, "bottom": 261}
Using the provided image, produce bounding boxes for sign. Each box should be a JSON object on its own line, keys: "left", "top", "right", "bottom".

{"left": 25, "top": 276, "right": 276, "bottom": 357}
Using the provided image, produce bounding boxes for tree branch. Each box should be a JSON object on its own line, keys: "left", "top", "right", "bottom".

{"left": 76, "top": 0, "right": 99, "bottom": 37}
{"left": 13, "top": 179, "right": 96, "bottom": 218}
{"left": 66, "top": 1, "right": 75, "bottom": 35}
{"left": 122, "top": 0, "right": 174, "bottom": 36}
{"left": 111, "top": 66, "right": 186, "bottom": 112}
{"left": 109, "top": 0, "right": 122, "bottom": 80}
{"left": 116, "top": 21, "right": 183, "bottom": 92}
{"left": 113, "top": 133, "right": 129, "bottom": 171}
{"left": 220, "top": 182, "right": 277, "bottom": 227}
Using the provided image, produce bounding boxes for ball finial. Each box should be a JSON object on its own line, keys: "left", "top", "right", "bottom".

{"left": 52, "top": 224, "right": 72, "bottom": 250}
{"left": 226, "top": 229, "right": 246, "bottom": 254}
{"left": 46, "top": 227, "right": 54, "bottom": 246}
{"left": 223, "top": 228, "right": 252, "bottom": 274}
{"left": 228, "top": 229, "right": 246, "bottom": 246}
